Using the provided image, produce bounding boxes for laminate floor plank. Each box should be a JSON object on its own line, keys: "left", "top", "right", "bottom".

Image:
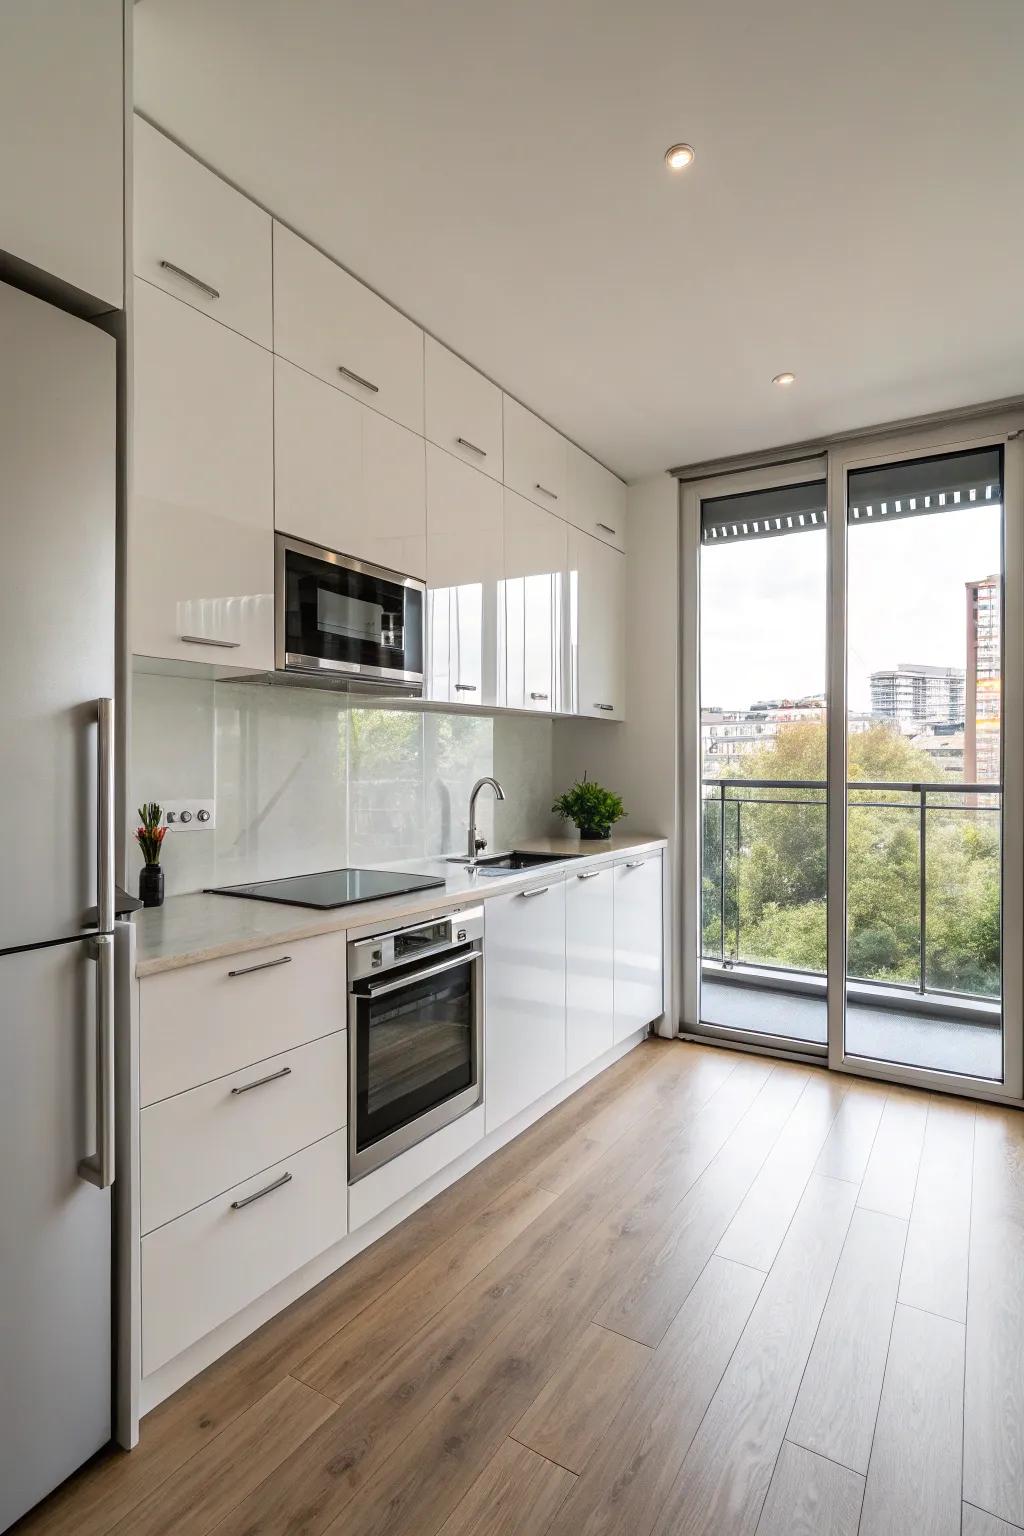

{"left": 813, "top": 1082, "right": 888, "bottom": 1183}
{"left": 963, "top": 1504, "right": 1024, "bottom": 1535}
{"left": 787, "top": 1206, "right": 907, "bottom": 1473}
{"left": 511, "top": 1323, "right": 651, "bottom": 1473}
{"left": 648, "top": 1174, "right": 858, "bottom": 1536}
{"left": 435, "top": 1440, "right": 576, "bottom": 1536}
{"left": 754, "top": 1442, "right": 863, "bottom": 1536}
{"left": 964, "top": 1105, "right": 1024, "bottom": 1528}
{"left": 859, "top": 1302, "right": 964, "bottom": 1536}
{"left": 857, "top": 1089, "right": 928, "bottom": 1220}
{"left": 898, "top": 1094, "right": 975, "bottom": 1323}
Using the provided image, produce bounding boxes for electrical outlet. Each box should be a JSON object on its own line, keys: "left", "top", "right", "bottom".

{"left": 160, "top": 799, "right": 216, "bottom": 832}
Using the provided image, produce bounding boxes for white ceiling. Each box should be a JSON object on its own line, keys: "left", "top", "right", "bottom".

{"left": 135, "top": 0, "right": 1024, "bottom": 481}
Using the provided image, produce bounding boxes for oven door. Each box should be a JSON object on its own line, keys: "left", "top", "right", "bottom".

{"left": 348, "top": 946, "right": 483, "bottom": 1182}
{"left": 276, "top": 533, "right": 425, "bottom": 688}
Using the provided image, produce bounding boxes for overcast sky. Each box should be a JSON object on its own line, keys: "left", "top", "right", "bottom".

{"left": 700, "top": 504, "right": 1002, "bottom": 713}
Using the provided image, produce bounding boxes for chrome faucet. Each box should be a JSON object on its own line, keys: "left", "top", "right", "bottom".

{"left": 467, "top": 776, "right": 505, "bottom": 861}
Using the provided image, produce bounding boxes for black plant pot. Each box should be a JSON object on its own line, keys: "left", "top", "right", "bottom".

{"left": 579, "top": 827, "right": 612, "bottom": 841}
{"left": 139, "top": 863, "right": 165, "bottom": 908}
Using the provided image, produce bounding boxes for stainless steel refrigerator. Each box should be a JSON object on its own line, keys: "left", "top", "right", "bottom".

{"left": 0, "top": 279, "right": 118, "bottom": 1529}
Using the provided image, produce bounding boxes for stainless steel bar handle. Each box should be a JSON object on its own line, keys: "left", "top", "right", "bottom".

{"left": 530, "top": 691, "right": 549, "bottom": 701}
{"left": 363, "top": 947, "right": 481, "bottom": 999}
{"left": 79, "top": 933, "right": 115, "bottom": 1188}
{"left": 160, "top": 260, "right": 220, "bottom": 301}
{"left": 596, "top": 522, "right": 617, "bottom": 535}
{"left": 227, "top": 955, "right": 293, "bottom": 978}
{"left": 595, "top": 703, "right": 614, "bottom": 712}
{"left": 96, "top": 698, "right": 114, "bottom": 932}
{"left": 338, "top": 364, "right": 379, "bottom": 393}
{"left": 520, "top": 886, "right": 549, "bottom": 898}
{"left": 179, "top": 633, "right": 241, "bottom": 649}
{"left": 231, "top": 1171, "right": 292, "bottom": 1210}
{"left": 456, "top": 436, "right": 487, "bottom": 457}
{"left": 535, "top": 483, "right": 558, "bottom": 500}
{"left": 577, "top": 871, "right": 601, "bottom": 880}
{"left": 231, "top": 1065, "right": 292, "bottom": 1095}
{"left": 454, "top": 683, "right": 477, "bottom": 692}
{"left": 625, "top": 859, "right": 646, "bottom": 868}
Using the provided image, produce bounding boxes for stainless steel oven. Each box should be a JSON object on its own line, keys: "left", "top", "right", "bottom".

{"left": 347, "top": 906, "right": 483, "bottom": 1182}
{"left": 275, "top": 533, "right": 425, "bottom": 691}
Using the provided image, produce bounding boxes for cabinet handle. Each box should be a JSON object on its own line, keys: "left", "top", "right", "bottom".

{"left": 180, "top": 634, "right": 241, "bottom": 649}
{"left": 160, "top": 260, "right": 220, "bottom": 301}
{"left": 520, "top": 886, "right": 550, "bottom": 898}
{"left": 231, "top": 1065, "right": 292, "bottom": 1096}
{"left": 338, "top": 364, "right": 379, "bottom": 394}
{"left": 535, "top": 483, "right": 558, "bottom": 500}
{"left": 231, "top": 1171, "right": 293, "bottom": 1211}
{"left": 456, "top": 436, "right": 487, "bottom": 457}
{"left": 625, "top": 859, "right": 646, "bottom": 869}
{"left": 595, "top": 703, "right": 614, "bottom": 712}
{"left": 596, "top": 522, "right": 617, "bottom": 535}
{"left": 530, "top": 691, "right": 549, "bottom": 701}
{"left": 577, "top": 870, "right": 601, "bottom": 880}
{"left": 454, "top": 683, "right": 477, "bottom": 692}
{"left": 227, "top": 955, "right": 293, "bottom": 978}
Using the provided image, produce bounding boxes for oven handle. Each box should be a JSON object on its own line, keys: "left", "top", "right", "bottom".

{"left": 357, "top": 947, "right": 482, "bottom": 1000}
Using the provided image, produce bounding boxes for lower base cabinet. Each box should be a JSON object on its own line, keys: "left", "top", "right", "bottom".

{"left": 485, "top": 881, "right": 566, "bottom": 1132}
{"left": 566, "top": 867, "right": 614, "bottom": 1075}
{"left": 613, "top": 854, "right": 665, "bottom": 1040}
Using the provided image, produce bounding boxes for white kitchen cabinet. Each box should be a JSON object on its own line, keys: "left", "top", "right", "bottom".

{"left": 273, "top": 222, "right": 424, "bottom": 434}
{"left": 569, "top": 527, "right": 626, "bottom": 720}
{"left": 565, "top": 868, "right": 615, "bottom": 1075}
{"left": 425, "top": 445, "right": 503, "bottom": 705}
{"left": 0, "top": 0, "right": 123, "bottom": 311}
{"left": 485, "top": 880, "right": 567, "bottom": 1132}
{"left": 274, "top": 356, "right": 426, "bottom": 578}
{"left": 568, "top": 444, "right": 627, "bottom": 552}
{"left": 613, "top": 854, "right": 664, "bottom": 1041}
{"left": 424, "top": 338, "right": 503, "bottom": 481}
{"left": 133, "top": 117, "right": 272, "bottom": 348}
{"left": 502, "top": 396, "right": 568, "bottom": 512}
{"left": 502, "top": 487, "right": 567, "bottom": 712}
{"left": 131, "top": 280, "right": 274, "bottom": 667}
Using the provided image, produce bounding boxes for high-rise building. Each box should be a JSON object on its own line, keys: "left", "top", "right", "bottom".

{"left": 869, "top": 662, "right": 965, "bottom": 725}
{"left": 965, "top": 574, "right": 1001, "bottom": 783}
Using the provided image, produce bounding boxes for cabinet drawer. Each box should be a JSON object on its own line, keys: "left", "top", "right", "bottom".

{"left": 139, "top": 930, "right": 347, "bottom": 1106}
{"left": 141, "top": 1031, "right": 347, "bottom": 1234}
{"left": 134, "top": 117, "right": 272, "bottom": 348}
{"left": 142, "top": 1129, "right": 348, "bottom": 1375}
{"left": 567, "top": 444, "right": 627, "bottom": 551}
{"left": 503, "top": 396, "right": 568, "bottom": 513}
{"left": 425, "top": 338, "right": 503, "bottom": 481}
{"left": 273, "top": 223, "right": 424, "bottom": 434}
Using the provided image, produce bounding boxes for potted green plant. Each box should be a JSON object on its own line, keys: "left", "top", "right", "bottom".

{"left": 551, "top": 773, "right": 626, "bottom": 841}
{"left": 135, "top": 802, "right": 167, "bottom": 908}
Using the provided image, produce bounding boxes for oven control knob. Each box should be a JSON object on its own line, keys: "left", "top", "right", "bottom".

{"left": 371, "top": 948, "right": 383, "bottom": 968}
{"left": 179, "top": 810, "right": 193, "bottom": 824}
{"left": 457, "top": 928, "right": 467, "bottom": 942}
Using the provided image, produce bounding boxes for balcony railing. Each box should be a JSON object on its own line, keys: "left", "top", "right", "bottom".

{"left": 701, "top": 776, "right": 1002, "bottom": 1004}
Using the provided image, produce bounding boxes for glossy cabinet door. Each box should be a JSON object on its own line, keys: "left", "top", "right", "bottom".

{"left": 485, "top": 881, "right": 567, "bottom": 1133}
{"left": 131, "top": 280, "right": 274, "bottom": 667}
{"left": 274, "top": 356, "right": 426, "bottom": 578}
{"left": 0, "top": 0, "right": 123, "bottom": 312}
{"left": 502, "top": 395, "right": 568, "bottom": 511}
{"left": 134, "top": 116, "right": 273, "bottom": 348}
{"left": 569, "top": 527, "right": 626, "bottom": 720}
{"left": 273, "top": 222, "right": 424, "bottom": 434}
{"left": 424, "top": 338, "right": 503, "bottom": 481}
{"left": 565, "top": 868, "right": 615, "bottom": 1075}
{"left": 425, "top": 445, "right": 503, "bottom": 705}
{"left": 613, "top": 854, "right": 664, "bottom": 1041}
{"left": 502, "top": 487, "right": 568, "bottom": 712}
{"left": 567, "top": 443, "right": 627, "bottom": 551}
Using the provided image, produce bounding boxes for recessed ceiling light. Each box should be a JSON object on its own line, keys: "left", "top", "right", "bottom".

{"left": 664, "top": 143, "right": 695, "bottom": 172}
{"left": 772, "top": 372, "right": 796, "bottom": 386}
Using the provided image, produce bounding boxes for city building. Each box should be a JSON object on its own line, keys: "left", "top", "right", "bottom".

{"left": 965, "top": 574, "right": 1001, "bottom": 783}
{"left": 869, "top": 662, "right": 965, "bottom": 724}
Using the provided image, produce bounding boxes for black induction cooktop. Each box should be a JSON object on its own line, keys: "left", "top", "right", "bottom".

{"left": 205, "top": 868, "right": 446, "bottom": 910}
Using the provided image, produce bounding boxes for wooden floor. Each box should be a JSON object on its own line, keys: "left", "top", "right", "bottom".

{"left": 15, "top": 1039, "right": 1024, "bottom": 1536}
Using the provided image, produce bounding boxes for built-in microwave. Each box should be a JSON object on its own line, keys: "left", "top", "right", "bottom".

{"left": 275, "top": 533, "right": 425, "bottom": 692}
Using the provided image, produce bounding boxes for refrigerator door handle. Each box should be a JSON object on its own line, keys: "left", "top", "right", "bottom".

{"left": 79, "top": 933, "right": 115, "bottom": 1188}
{"left": 96, "top": 698, "right": 115, "bottom": 933}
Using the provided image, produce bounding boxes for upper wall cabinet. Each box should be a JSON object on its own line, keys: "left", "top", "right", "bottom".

{"left": 0, "top": 0, "right": 124, "bottom": 311}
{"left": 273, "top": 223, "right": 424, "bottom": 435}
{"left": 503, "top": 396, "right": 568, "bottom": 513}
{"left": 425, "top": 445, "right": 503, "bottom": 706}
{"left": 131, "top": 280, "right": 274, "bottom": 668}
{"left": 567, "top": 444, "right": 627, "bottom": 552}
{"left": 569, "top": 528, "right": 625, "bottom": 720}
{"left": 274, "top": 356, "right": 426, "bottom": 579}
{"left": 424, "top": 338, "right": 503, "bottom": 482}
{"left": 502, "top": 487, "right": 567, "bottom": 713}
{"left": 133, "top": 118, "right": 272, "bottom": 349}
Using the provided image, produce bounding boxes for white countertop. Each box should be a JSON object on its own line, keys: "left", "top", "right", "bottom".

{"left": 132, "top": 833, "right": 668, "bottom": 977}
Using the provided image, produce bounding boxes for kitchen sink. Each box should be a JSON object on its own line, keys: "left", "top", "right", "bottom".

{"left": 470, "top": 849, "right": 582, "bottom": 875}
